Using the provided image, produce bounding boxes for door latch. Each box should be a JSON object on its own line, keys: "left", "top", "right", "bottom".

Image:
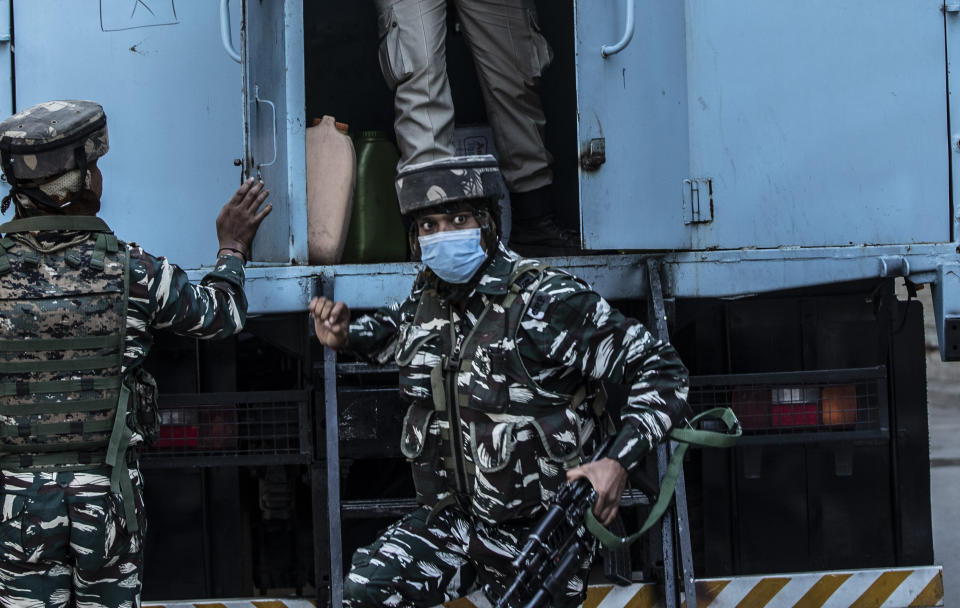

{"left": 682, "top": 178, "right": 714, "bottom": 224}
{"left": 580, "top": 138, "right": 606, "bottom": 170}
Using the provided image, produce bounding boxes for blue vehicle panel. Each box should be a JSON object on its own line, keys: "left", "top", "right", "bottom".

{"left": 574, "top": 0, "right": 690, "bottom": 251}
{"left": 577, "top": 0, "right": 951, "bottom": 251}
{"left": 10, "top": 0, "right": 243, "bottom": 269}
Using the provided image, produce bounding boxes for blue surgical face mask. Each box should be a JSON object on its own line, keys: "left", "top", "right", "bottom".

{"left": 419, "top": 228, "right": 488, "bottom": 284}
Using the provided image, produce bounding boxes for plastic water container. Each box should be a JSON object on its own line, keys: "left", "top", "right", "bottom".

{"left": 340, "top": 131, "right": 408, "bottom": 264}
{"left": 306, "top": 116, "right": 356, "bottom": 265}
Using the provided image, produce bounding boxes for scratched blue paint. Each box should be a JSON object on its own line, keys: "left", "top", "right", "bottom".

{"left": 9, "top": 0, "right": 243, "bottom": 269}
{"left": 99, "top": 0, "right": 179, "bottom": 31}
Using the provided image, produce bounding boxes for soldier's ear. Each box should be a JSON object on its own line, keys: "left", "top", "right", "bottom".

{"left": 408, "top": 222, "right": 421, "bottom": 261}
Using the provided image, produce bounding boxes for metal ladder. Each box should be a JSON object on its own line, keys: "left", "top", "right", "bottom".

{"left": 645, "top": 257, "right": 697, "bottom": 608}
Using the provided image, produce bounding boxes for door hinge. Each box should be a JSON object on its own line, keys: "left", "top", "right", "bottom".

{"left": 682, "top": 178, "right": 714, "bottom": 224}
{"left": 945, "top": 2, "right": 960, "bottom": 13}
{"left": 580, "top": 138, "right": 606, "bottom": 170}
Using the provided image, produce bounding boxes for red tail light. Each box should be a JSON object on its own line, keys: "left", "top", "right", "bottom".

{"left": 771, "top": 387, "right": 818, "bottom": 427}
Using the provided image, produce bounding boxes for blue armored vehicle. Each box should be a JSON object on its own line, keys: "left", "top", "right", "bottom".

{"left": 2, "top": 0, "right": 955, "bottom": 606}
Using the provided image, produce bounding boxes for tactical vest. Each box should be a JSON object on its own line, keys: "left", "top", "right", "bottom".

{"left": 0, "top": 215, "right": 139, "bottom": 531}
{"left": 397, "top": 260, "right": 593, "bottom": 524}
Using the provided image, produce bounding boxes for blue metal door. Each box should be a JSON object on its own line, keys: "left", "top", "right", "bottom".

{"left": 241, "top": 0, "right": 306, "bottom": 264}
{"left": 576, "top": 0, "right": 951, "bottom": 251}
{"left": 12, "top": 0, "right": 244, "bottom": 268}
{"left": 0, "top": 0, "right": 11, "bottom": 203}
{"left": 575, "top": 0, "right": 690, "bottom": 251}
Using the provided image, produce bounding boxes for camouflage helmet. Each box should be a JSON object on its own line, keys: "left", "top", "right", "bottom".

{"left": 395, "top": 154, "right": 505, "bottom": 216}
{"left": 0, "top": 100, "right": 109, "bottom": 211}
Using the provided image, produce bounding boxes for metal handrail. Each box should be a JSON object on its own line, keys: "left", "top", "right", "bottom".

{"left": 601, "top": 0, "right": 636, "bottom": 58}
{"left": 254, "top": 85, "right": 278, "bottom": 174}
{"left": 219, "top": 0, "right": 242, "bottom": 63}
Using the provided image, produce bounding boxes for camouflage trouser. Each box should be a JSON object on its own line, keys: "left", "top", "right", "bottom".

{"left": 342, "top": 505, "right": 589, "bottom": 608}
{"left": 0, "top": 466, "right": 146, "bottom": 608}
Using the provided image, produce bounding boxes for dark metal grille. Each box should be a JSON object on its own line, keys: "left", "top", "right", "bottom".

{"left": 141, "top": 390, "right": 312, "bottom": 467}
{"left": 689, "top": 366, "right": 887, "bottom": 440}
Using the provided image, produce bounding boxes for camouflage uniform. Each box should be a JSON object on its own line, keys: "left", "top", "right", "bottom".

{"left": 340, "top": 157, "right": 689, "bottom": 607}
{"left": 0, "top": 101, "right": 248, "bottom": 608}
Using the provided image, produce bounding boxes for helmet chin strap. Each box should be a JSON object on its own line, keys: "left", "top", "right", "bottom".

{"left": 74, "top": 145, "right": 88, "bottom": 191}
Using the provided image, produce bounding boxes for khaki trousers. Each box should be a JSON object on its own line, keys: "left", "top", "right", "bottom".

{"left": 374, "top": 0, "right": 554, "bottom": 193}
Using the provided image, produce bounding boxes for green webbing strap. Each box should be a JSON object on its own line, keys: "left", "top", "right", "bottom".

{"left": 426, "top": 494, "right": 460, "bottom": 525}
{"left": 106, "top": 383, "right": 138, "bottom": 533}
{"left": 503, "top": 261, "right": 548, "bottom": 309}
{"left": 0, "top": 335, "right": 118, "bottom": 352}
{"left": 21, "top": 249, "right": 39, "bottom": 267}
{"left": 90, "top": 234, "right": 108, "bottom": 269}
{"left": 668, "top": 407, "right": 742, "bottom": 448}
{"left": 0, "top": 418, "right": 115, "bottom": 438}
{"left": 65, "top": 249, "right": 81, "bottom": 268}
{"left": 0, "top": 355, "right": 118, "bottom": 373}
{"left": 430, "top": 364, "right": 446, "bottom": 413}
{"left": 0, "top": 376, "right": 121, "bottom": 396}
{"left": 106, "top": 244, "right": 137, "bottom": 533}
{"left": 444, "top": 456, "right": 476, "bottom": 476}
{"left": 0, "top": 215, "right": 112, "bottom": 234}
{"left": 1, "top": 398, "right": 116, "bottom": 416}
{"left": 89, "top": 233, "right": 118, "bottom": 269}
{"left": 585, "top": 407, "right": 741, "bottom": 550}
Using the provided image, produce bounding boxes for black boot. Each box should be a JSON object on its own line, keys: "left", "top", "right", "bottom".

{"left": 508, "top": 186, "right": 581, "bottom": 257}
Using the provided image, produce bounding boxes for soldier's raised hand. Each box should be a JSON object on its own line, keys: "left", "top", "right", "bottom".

{"left": 216, "top": 178, "right": 272, "bottom": 262}
{"left": 310, "top": 296, "right": 350, "bottom": 350}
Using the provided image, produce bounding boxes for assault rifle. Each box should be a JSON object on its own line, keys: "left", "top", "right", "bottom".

{"left": 495, "top": 408, "right": 741, "bottom": 608}
{"left": 494, "top": 438, "right": 613, "bottom": 608}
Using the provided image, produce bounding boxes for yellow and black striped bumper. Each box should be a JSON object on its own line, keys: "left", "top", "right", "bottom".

{"left": 579, "top": 566, "right": 943, "bottom": 607}
{"left": 144, "top": 565, "right": 943, "bottom": 608}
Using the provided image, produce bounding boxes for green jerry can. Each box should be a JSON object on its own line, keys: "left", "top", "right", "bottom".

{"left": 340, "top": 131, "right": 408, "bottom": 264}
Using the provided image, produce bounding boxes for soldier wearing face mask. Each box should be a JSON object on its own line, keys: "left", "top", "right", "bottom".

{"left": 309, "top": 154, "right": 690, "bottom": 607}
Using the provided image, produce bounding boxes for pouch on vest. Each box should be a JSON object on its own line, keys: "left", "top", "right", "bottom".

{"left": 127, "top": 366, "right": 160, "bottom": 445}
{"left": 395, "top": 324, "right": 440, "bottom": 402}
{"left": 467, "top": 408, "right": 581, "bottom": 524}
{"left": 400, "top": 402, "right": 449, "bottom": 507}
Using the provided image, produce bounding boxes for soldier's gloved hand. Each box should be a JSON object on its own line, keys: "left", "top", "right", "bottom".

{"left": 310, "top": 296, "right": 350, "bottom": 350}
{"left": 216, "top": 178, "right": 272, "bottom": 262}
{"left": 566, "top": 457, "right": 628, "bottom": 526}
